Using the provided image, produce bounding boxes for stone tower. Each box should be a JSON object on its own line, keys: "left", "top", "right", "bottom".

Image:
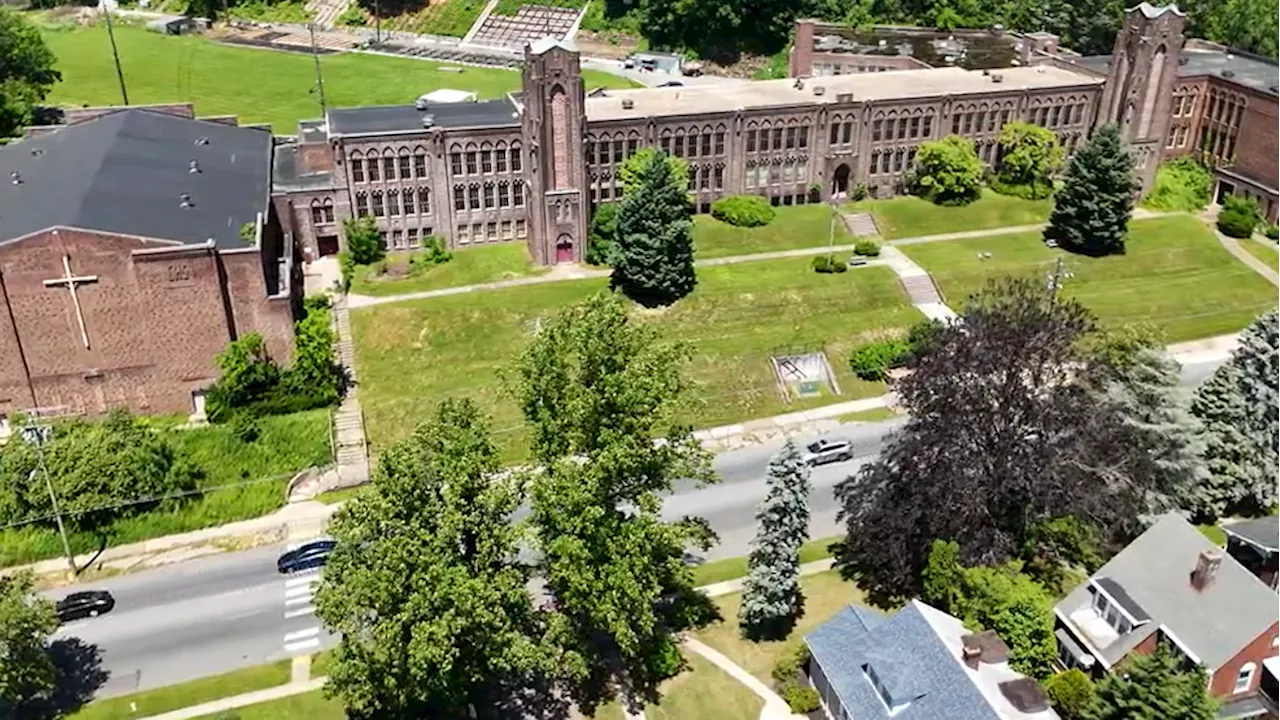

{"left": 521, "top": 38, "right": 588, "bottom": 265}
{"left": 1098, "top": 2, "right": 1186, "bottom": 189}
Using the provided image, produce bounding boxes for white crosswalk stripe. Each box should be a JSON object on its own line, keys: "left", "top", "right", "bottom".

{"left": 283, "top": 627, "right": 322, "bottom": 653}
{"left": 281, "top": 570, "right": 324, "bottom": 654}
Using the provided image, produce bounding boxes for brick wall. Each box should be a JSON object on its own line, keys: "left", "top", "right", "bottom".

{"left": 64, "top": 103, "right": 196, "bottom": 125}
{"left": 1234, "top": 89, "right": 1279, "bottom": 192}
{"left": 1210, "top": 622, "right": 1279, "bottom": 699}
{"left": 0, "top": 228, "right": 294, "bottom": 418}
{"left": 790, "top": 19, "right": 817, "bottom": 77}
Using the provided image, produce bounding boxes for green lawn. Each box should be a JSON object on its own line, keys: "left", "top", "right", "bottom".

{"left": 1242, "top": 237, "right": 1280, "bottom": 269}
{"left": 836, "top": 406, "right": 900, "bottom": 423}
{"left": 853, "top": 190, "right": 1054, "bottom": 240}
{"left": 902, "top": 214, "right": 1278, "bottom": 342}
{"left": 39, "top": 24, "right": 635, "bottom": 133}
{"left": 70, "top": 661, "right": 291, "bottom": 720}
{"left": 352, "top": 259, "right": 920, "bottom": 455}
{"left": 692, "top": 535, "right": 840, "bottom": 587}
{"left": 694, "top": 570, "right": 866, "bottom": 684}
{"left": 645, "top": 653, "right": 763, "bottom": 720}
{"left": 193, "top": 690, "right": 345, "bottom": 719}
{"left": 349, "top": 244, "right": 546, "bottom": 297}
{"left": 1198, "top": 524, "right": 1227, "bottom": 547}
{"left": 694, "top": 204, "right": 853, "bottom": 259}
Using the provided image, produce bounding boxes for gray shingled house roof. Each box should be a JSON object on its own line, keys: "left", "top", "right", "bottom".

{"left": 806, "top": 600, "right": 1056, "bottom": 719}
{"left": 1223, "top": 517, "right": 1280, "bottom": 552}
{"left": 0, "top": 109, "right": 272, "bottom": 249}
{"left": 1056, "top": 514, "right": 1277, "bottom": 671}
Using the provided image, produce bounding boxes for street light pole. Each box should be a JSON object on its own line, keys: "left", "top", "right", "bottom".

{"left": 22, "top": 420, "right": 76, "bottom": 575}
{"left": 374, "top": 0, "right": 381, "bottom": 45}
{"left": 100, "top": 1, "right": 130, "bottom": 105}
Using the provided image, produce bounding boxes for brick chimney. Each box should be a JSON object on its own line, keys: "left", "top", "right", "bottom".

{"left": 1190, "top": 549, "right": 1223, "bottom": 591}
{"left": 790, "top": 19, "right": 817, "bottom": 78}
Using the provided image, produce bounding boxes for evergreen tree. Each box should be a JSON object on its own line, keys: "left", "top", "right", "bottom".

{"left": 1190, "top": 311, "right": 1279, "bottom": 517}
{"left": 613, "top": 151, "right": 697, "bottom": 307}
{"left": 1083, "top": 644, "right": 1219, "bottom": 720}
{"left": 739, "top": 440, "right": 811, "bottom": 640}
{"left": 1044, "top": 124, "right": 1137, "bottom": 257}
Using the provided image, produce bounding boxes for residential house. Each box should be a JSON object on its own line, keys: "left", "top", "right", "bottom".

{"left": 805, "top": 599, "right": 1058, "bottom": 719}
{"left": 1223, "top": 517, "right": 1280, "bottom": 591}
{"left": 1055, "top": 514, "right": 1279, "bottom": 718}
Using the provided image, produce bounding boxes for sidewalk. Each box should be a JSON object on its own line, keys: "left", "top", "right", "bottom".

{"left": 141, "top": 677, "right": 327, "bottom": 720}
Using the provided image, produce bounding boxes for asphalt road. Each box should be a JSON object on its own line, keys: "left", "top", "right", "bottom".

{"left": 48, "top": 356, "right": 1225, "bottom": 698}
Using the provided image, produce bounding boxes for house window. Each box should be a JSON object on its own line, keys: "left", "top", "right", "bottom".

{"left": 465, "top": 151, "right": 478, "bottom": 175}
{"left": 323, "top": 202, "right": 334, "bottom": 223}
{"left": 828, "top": 123, "right": 838, "bottom": 145}
{"left": 371, "top": 191, "right": 385, "bottom": 217}
{"left": 515, "top": 219, "right": 527, "bottom": 238}
{"left": 473, "top": 222, "right": 483, "bottom": 241}
{"left": 1236, "top": 663, "right": 1257, "bottom": 693}
{"left": 785, "top": 127, "right": 796, "bottom": 150}
{"left": 386, "top": 189, "right": 399, "bottom": 216}
{"left": 798, "top": 125, "right": 809, "bottom": 149}
{"left": 391, "top": 229, "right": 404, "bottom": 249}
{"left": 486, "top": 221, "right": 497, "bottom": 240}
{"left": 382, "top": 157, "right": 395, "bottom": 180}
{"left": 457, "top": 223, "right": 470, "bottom": 244}
{"left": 407, "top": 228, "right": 419, "bottom": 247}
{"left": 310, "top": 204, "right": 325, "bottom": 224}
{"left": 368, "top": 159, "right": 380, "bottom": 182}
{"left": 715, "top": 131, "right": 726, "bottom": 154}
{"left": 450, "top": 152, "right": 463, "bottom": 175}
{"left": 872, "top": 120, "right": 882, "bottom": 142}
{"left": 496, "top": 148, "right": 508, "bottom": 173}
{"left": 923, "top": 115, "right": 933, "bottom": 137}
{"left": 513, "top": 183, "right": 524, "bottom": 207}
{"left": 909, "top": 116, "right": 920, "bottom": 138}
{"left": 399, "top": 155, "right": 412, "bottom": 179}
{"left": 356, "top": 193, "right": 369, "bottom": 216}
{"left": 897, "top": 117, "right": 908, "bottom": 139}
{"left": 403, "top": 189, "right": 415, "bottom": 215}
{"left": 482, "top": 150, "right": 493, "bottom": 174}
{"left": 351, "top": 158, "right": 365, "bottom": 183}
{"left": 750, "top": 130, "right": 760, "bottom": 152}
{"left": 841, "top": 122, "right": 852, "bottom": 144}
{"left": 613, "top": 139, "right": 625, "bottom": 163}
{"left": 419, "top": 187, "right": 431, "bottom": 215}
{"left": 499, "top": 181, "right": 511, "bottom": 207}
{"left": 714, "top": 166, "right": 724, "bottom": 190}
{"left": 628, "top": 138, "right": 639, "bottom": 156}
{"left": 501, "top": 220, "right": 513, "bottom": 240}
{"left": 510, "top": 147, "right": 522, "bottom": 172}
{"left": 468, "top": 184, "right": 480, "bottom": 210}
{"left": 483, "top": 184, "right": 496, "bottom": 209}
{"left": 454, "top": 185, "right": 466, "bottom": 211}
{"left": 414, "top": 153, "right": 427, "bottom": 178}
{"left": 772, "top": 128, "right": 783, "bottom": 150}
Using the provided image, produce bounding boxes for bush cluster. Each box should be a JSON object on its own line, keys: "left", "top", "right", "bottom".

{"left": 1266, "top": 224, "right": 1279, "bottom": 240}
{"left": 586, "top": 202, "right": 619, "bottom": 266}
{"left": 1217, "top": 195, "right": 1261, "bottom": 239}
{"left": 849, "top": 183, "right": 869, "bottom": 202}
{"left": 1142, "top": 157, "right": 1214, "bottom": 212}
{"left": 337, "top": 253, "right": 356, "bottom": 292}
{"left": 811, "top": 255, "right": 848, "bottom": 273}
{"left": 409, "top": 236, "right": 453, "bottom": 272}
{"left": 711, "top": 195, "right": 776, "bottom": 228}
{"left": 1043, "top": 669, "right": 1096, "bottom": 719}
{"left": 771, "top": 644, "right": 819, "bottom": 713}
{"left": 848, "top": 320, "right": 943, "bottom": 381}
{"left": 206, "top": 298, "right": 344, "bottom": 423}
{"left": 853, "top": 240, "right": 881, "bottom": 257}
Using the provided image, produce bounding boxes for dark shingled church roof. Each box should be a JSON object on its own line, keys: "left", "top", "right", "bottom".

{"left": 0, "top": 109, "right": 273, "bottom": 249}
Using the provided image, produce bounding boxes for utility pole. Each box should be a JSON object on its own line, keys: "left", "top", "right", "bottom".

{"left": 374, "top": 0, "right": 381, "bottom": 45}
{"left": 309, "top": 23, "right": 328, "bottom": 117}
{"left": 101, "top": 1, "right": 130, "bottom": 105}
{"left": 20, "top": 418, "right": 76, "bottom": 576}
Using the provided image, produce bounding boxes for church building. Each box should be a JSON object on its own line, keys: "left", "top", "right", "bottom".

{"left": 0, "top": 108, "right": 297, "bottom": 423}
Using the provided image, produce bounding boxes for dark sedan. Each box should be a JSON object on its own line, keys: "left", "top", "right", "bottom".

{"left": 56, "top": 590, "right": 115, "bottom": 623}
{"left": 277, "top": 539, "right": 336, "bottom": 574}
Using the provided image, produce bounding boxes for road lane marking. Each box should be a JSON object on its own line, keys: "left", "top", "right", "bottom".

{"left": 284, "top": 627, "right": 321, "bottom": 642}
{"left": 284, "top": 637, "right": 322, "bottom": 653}
{"left": 284, "top": 575, "right": 319, "bottom": 588}
{"left": 285, "top": 595, "right": 313, "bottom": 607}
{"left": 285, "top": 585, "right": 314, "bottom": 599}
{"left": 285, "top": 606, "right": 317, "bottom": 619}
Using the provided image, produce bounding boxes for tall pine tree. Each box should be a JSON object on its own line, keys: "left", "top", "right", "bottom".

{"left": 1189, "top": 310, "right": 1279, "bottom": 517}
{"left": 613, "top": 150, "right": 697, "bottom": 307}
{"left": 1043, "top": 123, "right": 1137, "bottom": 257}
{"left": 739, "top": 440, "right": 811, "bottom": 640}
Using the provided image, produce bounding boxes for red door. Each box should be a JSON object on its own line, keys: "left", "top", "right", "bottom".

{"left": 555, "top": 236, "right": 574, "bottom": 264}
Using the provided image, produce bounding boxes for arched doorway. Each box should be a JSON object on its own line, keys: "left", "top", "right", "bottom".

{"left": 832, "top": 164, "right": 851, "bottom": 199}
{"left": 555, "top": 234, "right": 574, "bottom": 264}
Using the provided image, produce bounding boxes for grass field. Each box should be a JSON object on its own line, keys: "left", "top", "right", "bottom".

{"left": 38, "top": 24, "right": 635, "bottom": 133}
{"left": 691, "top": 535, "right": 840, "bottom": 587}
{"left": 645, "top": 653, "right": 763, "bottom": 720}
{"left": 694, "top": 570, "right": 867, "bottom": 685}
{"left": 349, "top": 243, "right": 546, "bottom": 297}
{"left": 694, "top": 204, "right": 852, "bottom": 259}
{"left": 901, "top": 214, "right": 1278, "bottom": 342}
{"left": 71, "top": 661, "right": 292, "bottom": 720}
{"left": 1242, "top": 237, "right": 1280, "bottom": 269}
{"left": 193, "top": 689, "right": 345, "bottom": 719}
{"left": 352, "top": 259, "right": 920, "bottom": 455}
{"left": 853, "top": 190, "right": 1054, "bottom": 239}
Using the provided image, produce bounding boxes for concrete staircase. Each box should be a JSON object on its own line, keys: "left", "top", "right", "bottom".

{"left": 841, "top": 210, "right": 881, "bottom": 238}
{"left": 306, "top": 0, "right": 352, "bottom": 29}
{"left": 897, "top": 272, "right": 945, "bottom": 306}
{"left": 330, "top": 297, "right": 369, "bottom": 485}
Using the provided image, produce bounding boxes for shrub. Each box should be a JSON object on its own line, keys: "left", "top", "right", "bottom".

{"left": 1265, "top": 224, "right": 1279, "bottom": 240}
{"left": 853, "top": 240, "right": 881, "bottom": 257}
{"left": 337, "top": 253, "right": 355, "bottom": 292}
{"left": 771, "top": 643, "right": 811, "bottom": 684}
{"left": 587, "top": 202, "right": 619, "bottom": 266}
{"left": 781, "top": 685, "right": 820, "bottom": 714}
{"left": 849, "top": 338, "right": 910, "bottom": 381}
{"left": 1142, "top": 157, "right": 1213, "bottom": 212}
{"left": 334, "top": 3, "right": 365, "bottom": 25}
{"left": 1217, "top": 195, "right": 1260, "bottom": 238}
{"left": 1043, "top": 669, "right": 1095, "bottom": 720}
{"left": 811, "top": 255, "right": 847, "bottom": 273}
{"left": 409, "top": 236, "right": 452, "bottom": 273}
{"left": 343, "top": 216, "right": 384, "bottom": 265}
{"left": 849, "top": 183, "right": 869, "bottom": 202}
{"left": 711, "top": 195, "right": 776, "bottom": 228}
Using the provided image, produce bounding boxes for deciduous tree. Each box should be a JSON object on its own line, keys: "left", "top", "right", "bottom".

{"left": 1190, "top": 310, "right": 1279, "bottom": 517}
{"left": 907, "top": 135, "right": 984, "bottom": 206}
{"left": 315, "top": 399, "right": 554, "bottom": 719}
{"left": 993, "top": 122, "right": 1064, "bottom": 199}
{"left": 0, "top": 571, "right": 58, "bottom": 714}
{"left": 1044, "top": 123, "right": 1137, "bottom": 256}
{"left": 343, "top": 216, "right": 385, "bottom": 266}
{"left": 613, "top": 151, "right": 697, "bottom": 307}
{"left": 833, "top": 278, "right": 1154, "bottom": 603}
{"left": 511, "top": 291, "right": 718, "bottom": 711}
{"left": 0, "top": 8, "right": 61, "bottom": 139}
{"left": 739, "top": 440, "right": 811, "bottom": 640}
{"left": 1083, "top": 644, "right": 1219, "bottom": 720}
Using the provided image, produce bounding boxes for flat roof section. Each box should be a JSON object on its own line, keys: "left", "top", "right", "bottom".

{"left": 327, "top": 97, "right": 520, "bottom": 136}
{"left": 585, "top": 65, "right": 1102, "bottom": 122}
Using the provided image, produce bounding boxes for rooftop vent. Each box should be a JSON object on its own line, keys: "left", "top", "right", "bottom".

{"left": 621, "top": 98, "right": 635, "bottom": 110}
{"left": 421, "top": 114, "right": 436, "bottom": 129}
{"left": 960, "top": 630, "right": 1011, "bottom": 666}
{"left": 999, "top": 679, "right": 1050, "bottom": 714}
{"left": 992, "top": 73, "right": 1005, "bottom": 83}
{"left": 10, "top": 171, "right": 21, "bottom": 185}
{"left": 813, "top": 86, "right": 826, "bottom": 96}
{"left": 179, "top": 193, "right": 194, "bottom": 208}
{"left": 194, "top": 136, "right": 209, "bottom": 146}
{"left": 794, "top": 78, "right": 804, "bottom": 90}
{"left": 836, "top": 92, "right": 853, "bottom": 103}
{"left": 189, "top": 160, "right": 201, "bottom": 174}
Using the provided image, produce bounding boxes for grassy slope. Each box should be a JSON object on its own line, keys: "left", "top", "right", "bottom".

{"left": 1242, "top": 237, "right": 1280, "bottom": 269}
{"left": 349, "top": 243, "right": 545, "bottom": 297}
{"left": 70, "top": 661, "right": 292, "bottom": 720}
{"left": 352, "top": 260, "right": 920, "bottom": 455}
{"left": 40, "top": 24, "right": 635, "bottom": 133}
{"left": 854, "top": 190, "right": 1054, "bottom": 239}
{"left": 192, "top": 690, "right": 345, "bottom": 719}
{"left": 902, "top": 214, "right": 1278, "bottom": 342}
{"left": 694, "top": 204, "right": 854, "bottom": 259}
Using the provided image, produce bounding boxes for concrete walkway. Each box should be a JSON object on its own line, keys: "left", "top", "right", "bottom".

{"left": 680, "top": 638, "right": 803, "bottom": 720}
{"left": 141, "top": 677, "right": 327, "bottom": 720}
{"left": 878, "top": 246, "right": 957, "bottom": 321}
{"left": 698, "top": 558, "right": 837, "bottom": 598}
{"left": 1215, "top": 230, "right": 1280, "bottom": 286}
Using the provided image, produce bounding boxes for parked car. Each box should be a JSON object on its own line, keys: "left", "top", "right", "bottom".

{"left": 801, "top": 438, "right": 854, "bottom": 466}
{"left": 56, "top": 590, "right": 115, "bottom": 623}
{"left": 277, "top": 539, "right": 337, "bottom": 574}
{"left": 657, "top": 80, "right": 684, "bottom": 87}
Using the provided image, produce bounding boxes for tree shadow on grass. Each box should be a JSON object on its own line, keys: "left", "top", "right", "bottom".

{"left": 14, "top": 637, "right": 111, "bottom": 719}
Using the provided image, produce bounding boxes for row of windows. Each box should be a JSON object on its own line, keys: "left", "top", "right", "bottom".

{"left": 586, "top": 138, "right": 640, "bottom": 165}
{"left": 660, "top": 131, "right": 728, "bottom": 158}
{"left": 815, "top": 63, "right": 896, "bottom": 75}
{"left": 745, "top": 159, "right": 806, "bottom": 188}
{"left": 1171, "top": 93, "right": 1197, "bottom": 118}
{"left": 351, "top": 154, "right": 427, "bottom": 183}
{"left": 872, "top": 115, "right": 934, "bottom": 144}
{"left": 1027, "top": 102, "right": 1088, "bottom": 129}
{"left": 310, "top": 201, "right": 335, "bottom": 225}
{"left": 745, "top": 126, "right": 810, "bottom": 154}
{"left": 829, "top": 120, "right": 855, "bottom": 146}
{"left": 952, "top": 108, "right": 1013, "bottom": 136}
{"left": 355, "top": 187, "right": 431, "bottom": 218}
{"left": 386, "top": 227, "right": 433, "bottom": 251}
{"left": 869, "top": 147, "right": 917, "bottom": 176}
{"left": 690, "top": 164, "right": 725, "bottom": 192}
{"left": 1165, "top": 125, "right": 1192, "bottom": 149}
{"left": 452, "top": 181, "right": 526, "bottom": 212}
{"left": 457, "top": 219, "right": 528, "bottom": 245}
{"left": 449, "top": 147, "right": 522, "bottom": 177}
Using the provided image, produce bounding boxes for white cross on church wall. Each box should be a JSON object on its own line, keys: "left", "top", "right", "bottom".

{"left": 43, "top": 254, "right": 98, "bottom": 349}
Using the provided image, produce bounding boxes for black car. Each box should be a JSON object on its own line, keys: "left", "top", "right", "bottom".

{"left": 56, "top": 590, "right": 115, "bottom": 623}
{"left": 277, "top": 539, "right": 337, "bottom": 574}
{"left": 658, "top": 80, "right": 684, "bottom": 87}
